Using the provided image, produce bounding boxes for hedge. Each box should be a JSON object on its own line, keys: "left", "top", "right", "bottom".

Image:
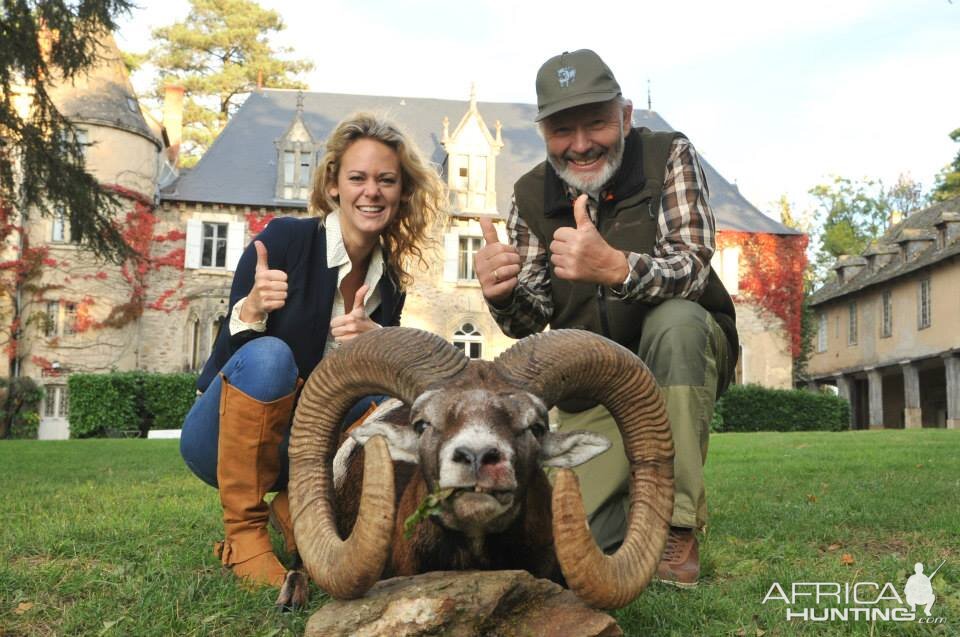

{"left": 67, "top": 372, "right": 197, "bottom": 438}
{"left": 713, "top": 383, "right": 849, "bottom": 433}
{"left": 143, "top": 373, "right": 199, "bottom": 429}
{"left": 0, "top": 376, "right": 45, "bottom": 439}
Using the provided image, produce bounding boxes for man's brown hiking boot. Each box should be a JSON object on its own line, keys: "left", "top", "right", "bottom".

{"left": 655, "top": 526, "right": 700, "bottom": 588}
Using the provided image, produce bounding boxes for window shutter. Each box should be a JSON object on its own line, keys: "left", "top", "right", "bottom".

{"left": 185, "top": 219, "right": 202, "bottom": 269}
{"left": 443, "top": 231, "right": 459, "bottom": 282}
{"left": 226, "top": 222, "right": 246, "bottom": 271}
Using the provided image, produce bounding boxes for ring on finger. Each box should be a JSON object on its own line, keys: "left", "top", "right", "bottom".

{"left": 493, "top": 268, "right": 501, "bottom": 283}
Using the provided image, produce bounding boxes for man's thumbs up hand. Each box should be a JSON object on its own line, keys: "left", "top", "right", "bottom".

{"left": 475, "top": 217, "right": 521, "bottom": 305}
{"left": 480, "top": 216, "right": 501, "bottom": 245}
{"left": 550, "top": 194, "right": 629, "bottom": 286}
{"left": 572, "top": 193, "right": 594, "bottom": 230}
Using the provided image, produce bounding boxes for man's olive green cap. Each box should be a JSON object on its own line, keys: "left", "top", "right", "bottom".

{"left": 535, "top": 49, "right": 621, "bottom": 122}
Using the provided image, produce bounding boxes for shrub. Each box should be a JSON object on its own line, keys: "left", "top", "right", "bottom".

{"left": 142, "top": 373, "right": 198, "bottom": 429}
{"left": 0, "top": 376, "right": 45, "bottom": 439}
{"left": 68, "top": 373, "right": 139, "bottom": 438}
{"left": 714, "top": 384, "right": 849, "bottom": 433}
{"left": 68, "top": 372, "right": 197, "bottom": 438}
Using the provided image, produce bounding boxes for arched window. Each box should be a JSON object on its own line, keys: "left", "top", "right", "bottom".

{"left": 190, "top": 316, "right": 201, "bottom": 371}
{"left": 452, "top": 322, "right": 482, "bottom": 359}
{"left": 211, "top": 315, "right": 226, "bottom": 352}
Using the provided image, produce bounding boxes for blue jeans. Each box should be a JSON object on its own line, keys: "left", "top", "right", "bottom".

{"left": 180, "top": 336, "right": 385, "bottom": 491}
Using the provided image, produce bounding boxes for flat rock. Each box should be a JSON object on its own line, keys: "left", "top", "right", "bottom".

{"left": 305, "top": 570, "right": 622, "bottom": 637}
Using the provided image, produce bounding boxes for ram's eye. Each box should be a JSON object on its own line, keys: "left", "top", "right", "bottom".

{"left": 529, "top": 422, "right": 547, "bottom": 438}
{"left": 412, "top": 419, "right": 430, "bottom": 435}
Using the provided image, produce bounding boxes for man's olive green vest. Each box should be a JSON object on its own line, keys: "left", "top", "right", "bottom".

{"left": 514, "top": 127, "right": 739, "bottom": 385}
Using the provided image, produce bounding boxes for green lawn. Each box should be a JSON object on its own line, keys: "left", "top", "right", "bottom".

{"left": 1, "top": 430, "right": 958, "bottom": 636}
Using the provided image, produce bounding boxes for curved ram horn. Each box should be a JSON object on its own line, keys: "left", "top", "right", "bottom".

{"left": 494, "top": 329, "right": 673, "bottom": 609}
{"left": 288, "top": 327, "right": 468, "bottom": 599}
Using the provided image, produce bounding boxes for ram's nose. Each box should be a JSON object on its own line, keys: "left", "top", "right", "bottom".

{"left": 452, "top": 445, "right": 502, "bottom": 474}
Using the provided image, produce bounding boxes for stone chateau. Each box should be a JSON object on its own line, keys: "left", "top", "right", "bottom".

{"left": 1, "top": 36, "right": 802, "bottom": 438}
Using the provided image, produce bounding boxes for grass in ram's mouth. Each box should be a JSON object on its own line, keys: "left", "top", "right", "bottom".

{"left": 1, "top": 430, "right": 957, "bottom": 636}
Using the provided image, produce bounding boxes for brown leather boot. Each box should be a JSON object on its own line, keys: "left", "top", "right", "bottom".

{"left": 655, "top": 526, "right": 700, "bottom": 588}
{"left": 214, "top": 373, "right": 301, "bottom": 588}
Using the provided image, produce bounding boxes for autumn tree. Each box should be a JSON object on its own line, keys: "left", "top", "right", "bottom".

{"left": 0, "top": 0, "right": 135, "bottom": 260}
{"left": 145, "top": 0, "right": 312, "bottom": 166}
{"left": 807, "top": 174, "right": 926, "bottom": 284}
{"left": 931, "top": 127, "right": 960, "bottom": 202}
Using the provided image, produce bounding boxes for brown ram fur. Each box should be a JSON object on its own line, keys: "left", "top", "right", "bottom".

{"left": 335, "top": 427, "right": 559, "bottom": 580}
{"left": 331, "top": 363, "right": 601, "bottom": 583}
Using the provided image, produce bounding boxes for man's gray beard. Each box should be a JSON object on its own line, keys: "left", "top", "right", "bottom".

{"left": 547, "top": 124, "right": 626, "bottom": 194}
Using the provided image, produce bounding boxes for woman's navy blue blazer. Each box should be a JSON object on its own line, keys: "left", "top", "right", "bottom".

{"left": 197, "top": 216, "right": 404, "bottom": 392}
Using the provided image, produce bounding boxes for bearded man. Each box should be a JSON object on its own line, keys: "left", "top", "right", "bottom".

{"left": 477, "top": 49, "right": 739, "bottom": 588}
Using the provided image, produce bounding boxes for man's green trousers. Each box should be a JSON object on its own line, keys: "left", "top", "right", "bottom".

{"left": 556, "top": 298, "right": 731, "bottom": 552}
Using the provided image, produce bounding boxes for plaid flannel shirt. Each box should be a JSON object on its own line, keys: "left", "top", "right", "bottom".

{"left": 488, "top": 137, "right": 716, "bottom": 338}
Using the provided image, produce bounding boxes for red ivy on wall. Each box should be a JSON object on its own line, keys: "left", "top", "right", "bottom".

{"left": 95, "top": 184, "right": 187, "bottom": 327}
{"left": 245, "top": 211, "right": 275, "bottom": 236}
{"left": 0, "top": 200, "right": 58, "bottom": 363}
{"left": 717, "top": 231, "right": 808, "bottom": 358}
{"left": 2, "top": 185, "right": 193, "bottom": 369}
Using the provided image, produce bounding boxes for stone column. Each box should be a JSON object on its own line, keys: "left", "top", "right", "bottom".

{"left": 866, "top": 368, "right": 884, "bottom": 429}
{"left": 900, "top": 361, "right": 922, "bottom": 429}
{"left": 944, "top": 354, "right": 960, "bottom": 430}
{"left": 834, "top": 374, "right": 855, "bottom": 429}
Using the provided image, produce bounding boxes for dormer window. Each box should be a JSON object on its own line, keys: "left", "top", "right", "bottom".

{"left": 284, "top": 151, "right": 296, "bottom": 185}
{"left": 441, "top": 86, "right": 503, "bottom": 216}
{"left": 275, "top": 94, "right": 318, "bottom": 201}
{"left": 450, "top": 154, "right": 490, "bottom": 211}
{"left": 278, "top": 146, "right": 314, "bottom": 200}
{"left": 300, "top": 152, "right": 311, "bottom": 187}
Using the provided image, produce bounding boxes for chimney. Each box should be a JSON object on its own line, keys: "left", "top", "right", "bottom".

{"left": 163, "top": 85, "right": 185, "bottom": 166}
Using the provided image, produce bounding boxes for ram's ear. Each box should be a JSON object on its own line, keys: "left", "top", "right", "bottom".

{"left": 350, "top": 406, "right": 419, "bottom": 465}
{"left": 540, "top": 430, "right": 611, "bottom": 468}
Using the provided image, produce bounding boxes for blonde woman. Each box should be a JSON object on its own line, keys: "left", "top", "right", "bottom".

{"left": 180, "top": 113, "right": 445, "bottom": 598}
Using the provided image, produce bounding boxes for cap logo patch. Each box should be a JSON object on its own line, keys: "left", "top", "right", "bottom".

{"left": 557, "top": 66, "right": 576, "bottom": 88}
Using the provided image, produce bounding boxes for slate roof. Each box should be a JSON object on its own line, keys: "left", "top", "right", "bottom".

{"left": 809, "top": 198, "right": 960, "bottom": 306}
{"left": 48, "top": 32, "right": 159, "bottom": 147}
{"left": 162, "top": 89, "right": 798, "bottom": 235}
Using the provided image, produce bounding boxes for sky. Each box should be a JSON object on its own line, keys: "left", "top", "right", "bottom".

{"left": 116, "top": 0, "right": 960, "bottom": 222}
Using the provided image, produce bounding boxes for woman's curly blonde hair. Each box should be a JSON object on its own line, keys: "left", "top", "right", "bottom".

{"left": 311, "top": 112, "right": 446, "bottom": 290}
